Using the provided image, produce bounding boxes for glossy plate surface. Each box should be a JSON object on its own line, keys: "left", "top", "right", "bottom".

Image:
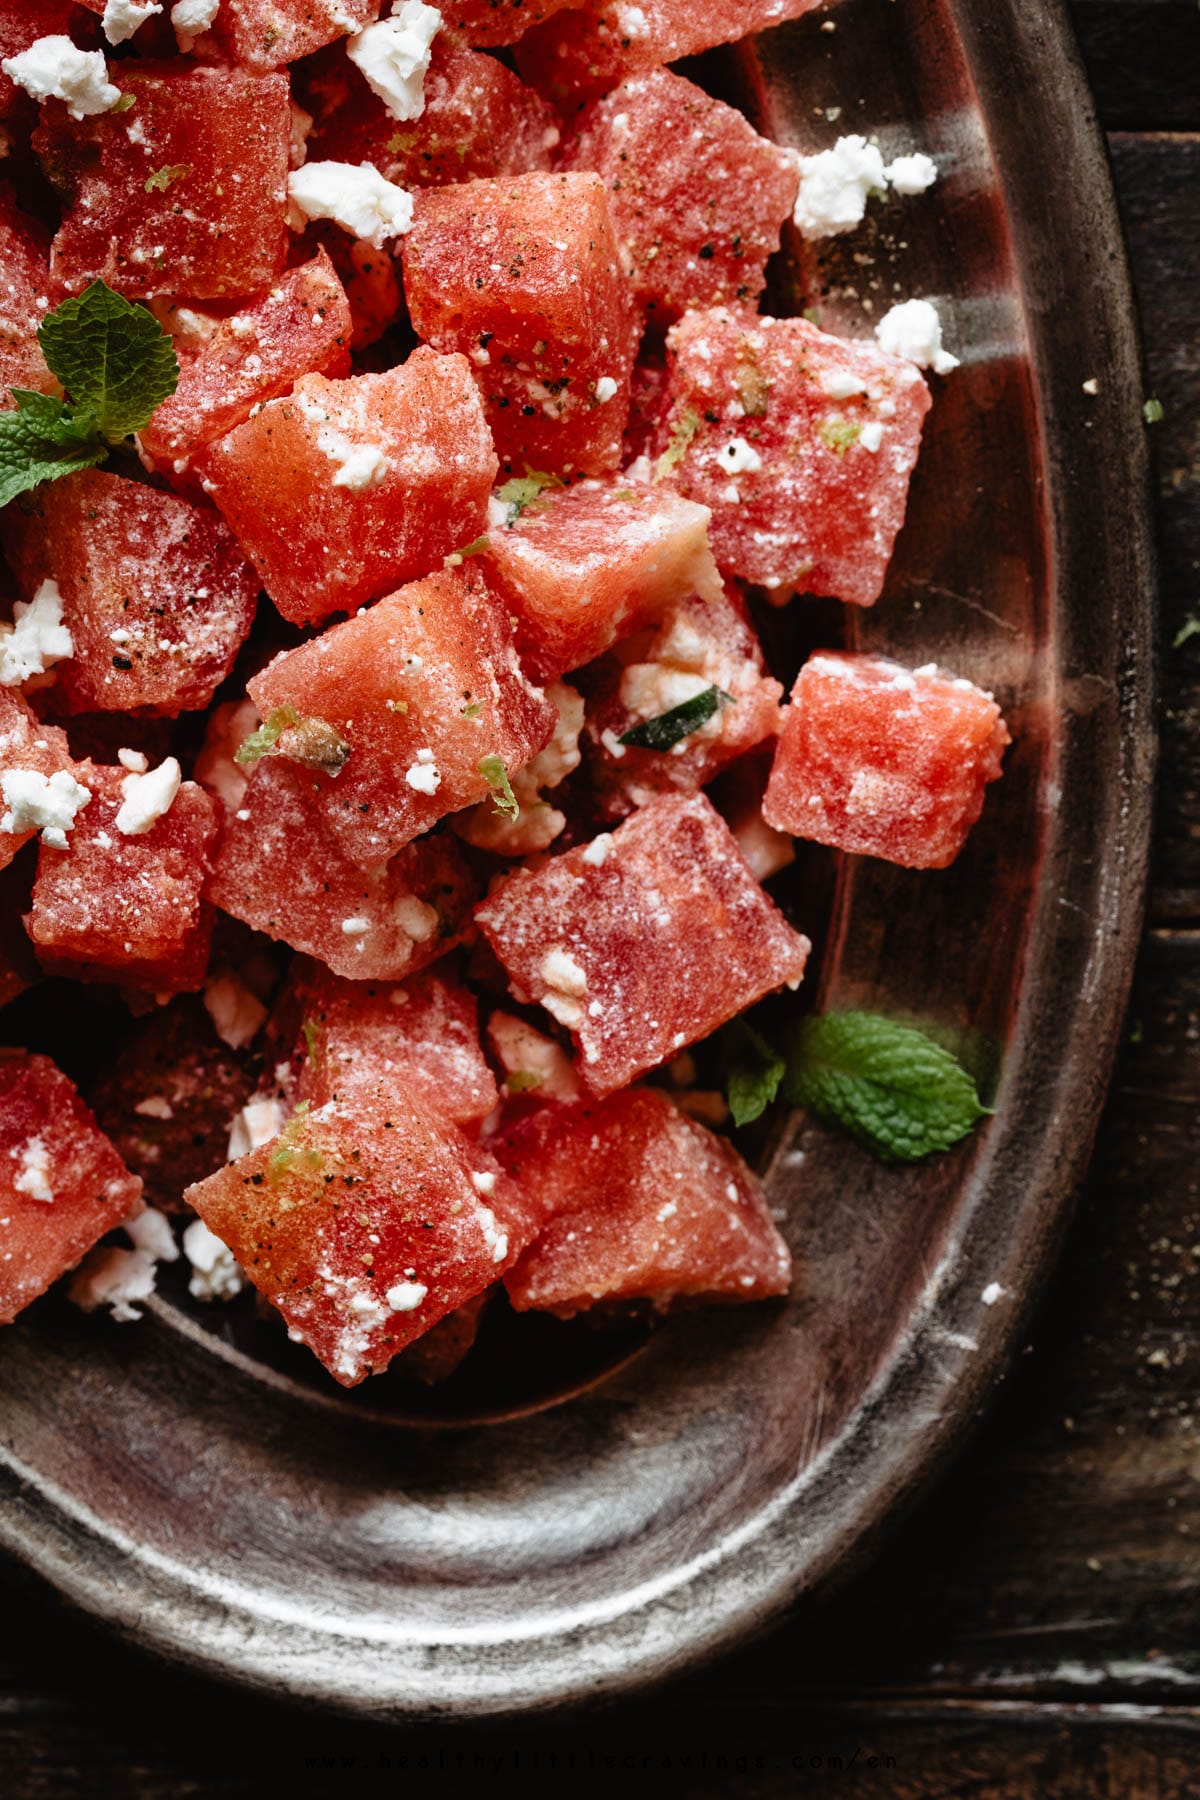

{"left": 0, "top": 0, "right": 1155, "bottom": 1718}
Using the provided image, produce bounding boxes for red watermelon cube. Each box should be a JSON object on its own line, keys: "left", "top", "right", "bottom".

{"left": 284, "top": 961, "right": 499, "bottom": 1129}
{"left": 402, "top": 171, "right": 637, "bottom": 477}
{"left": 442, "top": 0, "right": 584, "bottom": 47}
{"left": 208, "top": 0, "right": 377, "bottom": 71}
{"left": 516, "top": 0, "right": 824, "bottom": 101}
{"left": 0, "top": 1052, "right": 143, "bottom": 1325}
{"left": 650, "top": 307, "right": 932, "bottom": 604}
{"left": 0, "top": 469, "right": 260, "bottom": 717}
{"left": 202, "top": 350, "right": 497, "bottom": 627}
{"left": 300, "top": 33, "right": 558, "bottom": 191}
{"left": 478, "top": 476, "right": 723, "bottom": 681}
{"left": 247, "top": 566, "right": 557, "bottom": 867}
{"left": 584, "top": 585, "right": 783, "bottom": 818}
{"left": 561, "top": 69, "right": 799, "bottom": 326}
{"left": 27, "top": 759, "right": 219, "bottom": 992}
{"left": 487, "top": 1008, "right": 581, "bottom": 1104}
{"left": 0, "top": 186, "right": 56, "bottom": 405}
{"left": 35, "top": 63, "right": 290, "bottom": 300}
{"left": 138, "top": 250, "right": 352, "bottom": 477}
{"left": 296, "top": 228, "right": 402, "bottom": 352}
{"left": 763, "top": 652, "right": 1011, "bottom": 870}
{"left": 474, "top": 790, "right": 811, "bottom": 1094}
{"left": 184, "top": 1092, "right": 538, "bottom": 1386}
{"left": 0, "top": 693, "right": 76, "bottom": 870}
{"left": 89, "top": 996, "right": 259, "bottom": 1214}
{"left": 498, "top": 1087, "right": 791, "bottom": 1315}
{"left": 206, "top": 754, "right": 478, "bottom": 981}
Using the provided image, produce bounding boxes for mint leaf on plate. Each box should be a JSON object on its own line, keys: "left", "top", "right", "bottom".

{"left": 783, "top": 1011, "right": 990, "bottom": 1163}
{"left": 0, "top": 389, "right": 108, "bottom": 509}
{"left": 38, "top": 279, "right": 179, "bottom": 442}
{"left": 619, "top": 685, "right": 732, "bottom": 751}
{"left": 724, "top": 1020, "right": 786, "bottom": 1128}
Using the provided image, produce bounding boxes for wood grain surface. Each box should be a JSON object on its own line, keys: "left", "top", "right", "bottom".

{"left": 2, "top": 4, "right": 1198, "bottom": 1794}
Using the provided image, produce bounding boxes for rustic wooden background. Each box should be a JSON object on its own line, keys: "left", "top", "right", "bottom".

{"left": 3, "top": 2, "right": 1198, "bottom": 1793}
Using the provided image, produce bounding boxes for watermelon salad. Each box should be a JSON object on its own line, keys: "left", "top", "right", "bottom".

{"left": 0, "top": 0, "right": 1011, "bottom": 1394}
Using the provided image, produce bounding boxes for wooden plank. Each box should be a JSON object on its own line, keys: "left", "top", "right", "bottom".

{"left": 1072, "top": 3, "right": 1200, "bottom": 130}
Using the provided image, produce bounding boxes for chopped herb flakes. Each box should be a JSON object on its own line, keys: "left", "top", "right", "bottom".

{"left": 495, "top": 470, "right": 562, "bottom": 523}
{"left": 478, "top": 754, "right": 519, "bottom": 821}
{"left": 818, "top": 416, "right": 863, "bottom": 454}
{"left": 235, "top": 705, "right": 299, "bottom": 767}
{"left": 144, "top": 164, "right": 191, "bottom": 194}
{"left": 655, "top": 408, "right": 702, "bottom": 478}
{"left": 619, "top": 686, "right": 731, "bottom": 751}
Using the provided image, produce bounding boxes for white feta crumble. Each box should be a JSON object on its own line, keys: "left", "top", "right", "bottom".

{"left": 859, "top": 420, "right": 885, "bottom": 452}
{"left": 716, "top": 436, "right": 763, "bottom": 475}
{"left": 227, "top": 1094, "right": 286, "bottom": 1161}
{"left": 203, "top": 971, "right": 267, "bottom": 1049}
{"left": 580, "top": 832, "right": 614, "bottom": 867}
{"left": 874, "top": 298, "right": 960, "bottom": 375}
{"left": 287, "top": 161, "right": 414, "bottom": 251}
{"left": 171, "top": 0, "right": 220, "bottom": 49}
{"left": 474, "top": 1202, "right": 508, "bottom": 1264}
{"left": 13, "top": 1136, "right": 53, "bottom": 1203}
{"left": 347, "top": 3, "right": 441, "bottom": 123}
{"left": 1, "top": 38, "right": 122, "bottom": 119}
{"left": 471, "top": 1169, "right": 497, "bottom": 1195}
{"left": 114, "top": 755, "right": 181, "bottom": 834}
{"left": 393, "top": 893, "right": 439, "bottom": 941}
{"left": 133, "top": 1094, "right": 173, "bottom": 1119}
{"left": 0, "top": 579, "right": 74, "bottom": 687}
{"left": 615, "top": 3, "right": 648, "bottom": 37}
{"left": 117, "top": 747, "right": 148, "bottom": 773}
{"left": 884, "top": 151, "right": 939, "bottom": 195}
{"left": 69, "top": 1245, "right": 157, "bottom": 1321}
{"left": 341, "top": 915, "right": 371, "bottom": 935}
{"left": 981, "top": 1281, "right": 1007, "bottom": 1306}
{"left": 294, "top": 391, "right": 391, "bottom": 490}
{"left": 0, "top": 767, "right": 91, "bottom": 849}
{"left": 404, "top": 748, "right": 441, "bottom": 794}
{"left": 385, "top": 1278, "right": 428, "bottom": 1312}
{"left": 792, "top": 135, "right": 887, "bottom": 239}
{"left": 821, "top": 368, "right": 868, "bottom": 401}
{"left": 102, "top": 0, "right": 162, "bottom": 45}
{"left": 123, "top": 1205, "right": 179, "bottom": 1263}
{"left": 540, "top": 948, "right": 587, "bottom": 996}
{"left": 594, "top": 375, "right": 618, "bottom": 403}
{"left": 182, "top": 1218, "right": 245, "bottom": 1302}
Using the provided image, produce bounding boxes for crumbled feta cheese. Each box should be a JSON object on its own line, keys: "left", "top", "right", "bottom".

{"left": 123, "top": 1205, "right": 179, "bottom": 1263}
{"left": 1, "top": 37, "right": 122, "bottom": 119}
{"left": 114, "top": 755, "right": 181, "bottom": 834}
{"left": 13, "top": 1136, "right": 53, "bottom": 1203}
{"left": 204, "top": 971, "right": 268, "bottom": 1049}
{"left": 0, "top": 767, "right": 91, "bottom": 849}
{"left": 859, "top": 420, "right": 884, "bottom": 452}
{"left": 227, "top": 1094, "right": 286, "bottom": 1161}
{"left": 404, "top": 749, "right": 441, "bottom": 794}
{"left": 103, "top": 0, "right": 163, "bottom": 44}
{"left": 594, "top": 375, "right": 618, "bottom": 403}
{"left": 619, "top": 663, "right": 710, "bottom": 720}
{"left": 182, "top": 1218, "right": 245, "bottom": 1302}
{"left": 69, "top": 1245, "right": 157, "bottom": 1321}
{"left": 875, "top": 298, "right": 960, "bottom": 375}
{"left": 821, "top": 368, "right": 868, "bottom": 401}
{"left": 117, "top": 747, "right": 149, "bottom": 773}
{"left": 171, "top": 0, "right": 220, "bottom": 49}
{"left": 884, "top": 151, "right": 939, "bottom": 195}
{"left": 133, "top": 1095, "right": 173, "bottom": 1119}
{"left": 293, "top": 391, "right": 391, "bottom": 490}
{"left": 393, "top": 893, "right": 439, "bottom": 941}
{"left": 793, "top": 135, "right": 886, "bottom": 239}
{"left": 347, "top": 3, "right": 441, "bottom": 123}
{"left": 540, "top": 947, "right": 587, "bottom": 997}
{"left": 716, "top": 436, "right": 763, "bottom": 475}
{"left": 615, "top": 3, "right": 648, "bottom": 37}
{"left": 580, "top": 833, "right": 613, "bottom": 868}
{"left": 473, "top": 1202, "right": 508, "bottom": 1264}
{"left": 341, "top": 915, "right": 371, "bottom": 935}
{"left": 471, "top": 1169, "right": 497, "bottom": 1195}
{"left": 287, "top": 161, "right": 414, "bottom": 251}
{"left": 385, "top": 1279, "right": 428, "bottom": 1312}
{"left": 0, "top": 579, "right": 74, "bottom": 687}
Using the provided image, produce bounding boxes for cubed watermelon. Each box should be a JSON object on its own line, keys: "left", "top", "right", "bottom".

{"left": 487, "top": 1008, "right": 580, "bottom": 1103}
{"left": 0, "top": 1051, "right": 143, "bottom": 1325}
{"left": 202, "top": 350, "right": 497, "bottom": 627}
{"left": 452, "top": 678, "right": 582, "bottom": 855}
{"left": 208, "top": 0, "right": 377, "bottom": 73}
{"left": 0, "top": 186, "right": 56, "bottom": 404}
{"left": 583, "top": 585, "right": 783, "bottom": 818}
{"left": 27, "top": 759, "right": 219, "bottom": 992}
{"left": 89, "top": 996, "right": 259, "bottom": 1213}
{"left": 138, "top": 250, "right": 352, "bottom": 477}
{"left": 474, "top": 790, "right": 811, "bottom": 1094}
{"left": 478, "top": 477, "right": 722, "bottom": 681}
{"left": 517, "top": 0, "right": 824, "bottom": 101}
{"left": 184, "top": 1092, "right": 538, "bottom": 1385}
{"left": 0, "top": 469, "right": 260, "bottom": 717}
{"left": 246, "top": 566, "right": 556, "bottom": 867}
{"left": 402, "top": 172, "right": 637, "bottom": 476}
{"left": 300, "top": 33, "right": 557, "bottom": 190}
{"left": 561, "top": 70, "right": 799, "bottom": 325}
{"left": 497, "top": 1086, "right": 791, "bottom": 1315}
{"left": 0, "top": 692, "right": 75, "bottom": 870}
{"left": 297, "top": 228, "right": 402, "bottom": 352}
{"left": 442, "top": 0, "right": 584, "bottom": 47}
{"left": 35, "top": 63, "right": 290, "bottom": 300}
{"left": 284, "top": 961, "right": 499, "bottom": 1128}
{"left": 763, "top": 651, "right": 1011, "bottom": 869}
{"left": 207, "top": 755, "right": 479, "bottom": 981}
{"left": 650, "top": 307, "right": 932, "bottom": 604}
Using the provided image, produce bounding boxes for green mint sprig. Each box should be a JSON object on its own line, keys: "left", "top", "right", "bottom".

{"left": 724, "top": 1020, "right": 786, "bottom": 1128}
{"left": 495, "top": 469, "right": 562, "bottom": 524}
{"left": 0, "top": 279, "right": 180, "bottom": 510}
{"left": 478, "top": 754, "right": 519, "bottom": 821}
{"left": 619, "top": 685, "right": 731, "bottom": 752}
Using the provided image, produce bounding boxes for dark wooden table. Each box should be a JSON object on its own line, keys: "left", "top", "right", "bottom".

{"left": 4, "top": 5, "right": 1198, "bottom": 1795}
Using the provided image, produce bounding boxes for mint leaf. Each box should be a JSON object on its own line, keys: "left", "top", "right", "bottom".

{"left": 478, "top": 754, "right": 519, "bottom": 821}
{"left": 784, "top": 1012, "right": 990, "bottom": 1163}
{"left": 235, "top": 704, "right": 299, "bottom": 767}
{"left": 495, "top": 469, "right": 561, "bottom": 523}
{"left": 38, "top": 279, "right": 179, "bottom": 442}
{"left": 0, "top": 391, "right": 107, "bottom": 509}
{"left": 619, "top": 685, "right": 731, "bottom": 752}
{"left": 724, "top": 1021, "right": 786, "bottom": 1127}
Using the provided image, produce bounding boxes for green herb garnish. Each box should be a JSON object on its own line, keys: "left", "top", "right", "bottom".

{"left": 495, "top": 469, "right": 562, "bottom": 523}
{"left": 235, "top": 705, "right": 299, "bottom": 767}
{"left": 724, "top": 1020, "right": 786, "bottom": 1128}
{"left": 505, "top": 1070, "right": 542, "bottom": 1094}
{"left": 1143, "top": 397, "right": 1164, "bottom": 425}
{"left": 144, "top": 164, "right": 191, "bottom": 194}
{"left": 477, "top": 754, "right": 519, "bottom": 822}
{"left": 654, "top": 407, "right": 701, "bottom": 478}
{"left": 818, "top": 415, "right": 863, "bottom": 454}
{"left": 619, "top": 685, "right": 731, "bottom": 752}
{"left": 301, "top": 1019, "right": 320, "bottom": 1066}
{"left": 0, "top": 280, "right": 180, "bottom": 508}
